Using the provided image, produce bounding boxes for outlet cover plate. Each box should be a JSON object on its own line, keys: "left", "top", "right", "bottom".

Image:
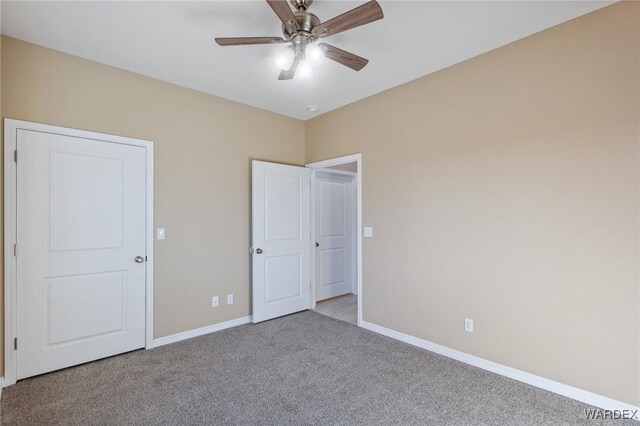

{"left": 464, "top": 318, "right": 474, "bottom": 333}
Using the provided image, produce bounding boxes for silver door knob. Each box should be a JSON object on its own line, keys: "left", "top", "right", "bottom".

{"left": 134, "top": 256, "right": 145, "bottom": 263}
{"left": 255, "top": 248, "right": 263, "bottom": 254}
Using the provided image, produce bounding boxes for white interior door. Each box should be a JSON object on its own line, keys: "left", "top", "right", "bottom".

{"left": 17, "top": 129, "right": 147, "bottom": 380}
{"left": 314, "top": 171, "right": 355, "bottom": 301}
{"left": 252, "top": 161, "right": 311, "bottom": 323}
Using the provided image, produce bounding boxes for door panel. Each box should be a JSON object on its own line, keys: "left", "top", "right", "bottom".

{"left": 320, "top": 248, "right": 347, "bottom": 287}
{"left": 265, "top": 173, "right": 302, "bottom": 242}
{"left": 265, "top": 255, "right": 303, "bottom": 302}
{"left": 49, "top": 151, "right": 125, "bottom": 251}
{"left": 315, "top": 171, "right": 355, "bottom": 301}
{"left": 320, "top": 181, "right": 346, "bottom": 236}
{"left": 17, "top": 129, "right": 146, "bottom": 379}
{"left": 252, "top": 161, "right": 310, "bottom": 323}
{"left": 47, "top": 271, "right": 125, "bottom": 345}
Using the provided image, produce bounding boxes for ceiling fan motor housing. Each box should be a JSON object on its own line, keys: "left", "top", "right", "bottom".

{"left": 283, "top": 12, "right": 320, "bottom": 40}
{"left": 283, "top": 10, "right": 320, "bottom": 59}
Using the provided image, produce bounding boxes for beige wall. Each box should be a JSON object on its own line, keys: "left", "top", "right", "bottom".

{"left": 328, "top": 162, "right": 358, "bottom": 173}
{"left": 306, "top": 2, "right": 639, "bottom": 406}
{"left": 1, "top": 1, "right": 638, "bottom": 408}
{"left": 1, "top": 37, "right": 305, "bottom": 351}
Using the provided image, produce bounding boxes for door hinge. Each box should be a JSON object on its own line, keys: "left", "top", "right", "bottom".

{"left": 14, "top": 150, "right": 17, "bottom": 163}
{"left": 13, "top": 243, "right": 17, "bottom": 257}
{"left": 14, "top": 338, "right": 17, "bottom": 350}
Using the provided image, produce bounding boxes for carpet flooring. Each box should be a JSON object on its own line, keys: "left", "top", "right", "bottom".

{"left": 1, "top": 311, "right": 630, "bottom": 425}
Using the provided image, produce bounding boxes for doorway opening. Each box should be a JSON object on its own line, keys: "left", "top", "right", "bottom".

{"left": 306, "top": 154, "right": 362, "bottom": 326}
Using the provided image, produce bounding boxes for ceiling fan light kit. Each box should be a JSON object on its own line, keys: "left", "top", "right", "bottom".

{"left": 215, "top": 0, "right": 384, "bottom": 80}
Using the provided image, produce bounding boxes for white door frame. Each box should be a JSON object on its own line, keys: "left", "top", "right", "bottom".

{"left": 306, "top": 154, "right": 362, "bottom": 327}
{"left": 3, "top": 119, "right": 155, "bottom": 387}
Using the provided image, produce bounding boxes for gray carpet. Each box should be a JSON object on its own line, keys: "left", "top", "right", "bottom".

{"left": 1, "top": 311, "right": 630, "bottom": 425}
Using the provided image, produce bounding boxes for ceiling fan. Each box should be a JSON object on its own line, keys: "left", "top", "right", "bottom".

{"left": 215, "top": 0, "right": 384, "bottom": 80}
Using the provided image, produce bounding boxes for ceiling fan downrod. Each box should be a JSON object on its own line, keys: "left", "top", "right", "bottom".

{"left": 290, "top": 0, "right": 313, "bottom": 12}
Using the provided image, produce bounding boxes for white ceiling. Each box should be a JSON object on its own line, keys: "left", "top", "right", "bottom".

{"left": 1, "top": 1, "right": 612, "bottom": 120}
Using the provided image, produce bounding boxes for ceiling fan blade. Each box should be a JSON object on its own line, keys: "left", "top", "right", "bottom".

{"left": 312, "top": 0, "right": 383, "bottom": 38}
{"left": 279, "top": 57, "right": 300, "bottom": 80}
{"left": 266, "top": 0, "right": 300, "bottom": 30}
{"left": 215, "top": 37, "right": 287, "bottom": 46}
{"left": 319, "top": 43, "right": 369, "bottom": 71}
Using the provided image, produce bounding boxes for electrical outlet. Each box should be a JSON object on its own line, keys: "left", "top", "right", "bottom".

{"left": 227, "top": 294, "right": 234, "bottom": 305}
{"left": 464, "top": 318, "right": 474, "bottom": 333}
{"left": 211, "top": 296, "right": 219, "bottom": 308}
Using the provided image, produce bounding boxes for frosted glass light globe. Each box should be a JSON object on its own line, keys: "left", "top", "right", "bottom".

{"left": 306, "top": 44, "right": 324, "bottom": 63}
{"left": 275, "top": 48, "right": 295, "bottom": 69}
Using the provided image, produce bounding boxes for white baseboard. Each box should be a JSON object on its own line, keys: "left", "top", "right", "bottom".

{"left": 153, "top": 316, "right": 252, "bottom": 348}
{"left": 361, "top": 320, "right": 639, "bottom": 417}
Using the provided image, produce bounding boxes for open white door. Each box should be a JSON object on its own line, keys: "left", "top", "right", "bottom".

{"left": 252, "top": 161, "right": 311, "bottom": 323}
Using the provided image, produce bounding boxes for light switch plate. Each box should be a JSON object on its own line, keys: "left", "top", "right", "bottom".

{"left": 157, "top": 228, "right": 166, "bottom": 240}
{"left": 212, "top": 296, "right": 219, "bottom": 308}
{"left": 227, "top": 294, "right": 234, "bottom": 305}
{"left": 364, "top": 227, "right": 373, "bottom": 238}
